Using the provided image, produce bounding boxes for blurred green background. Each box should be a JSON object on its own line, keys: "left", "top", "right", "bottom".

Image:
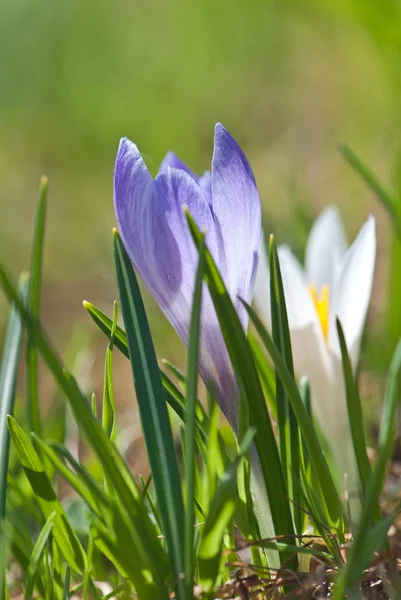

{"left": 1, "top": 0, "right": 401, "bottom": 414}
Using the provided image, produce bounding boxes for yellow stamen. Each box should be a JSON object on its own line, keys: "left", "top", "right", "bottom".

{"left": 309, "top": 285, "right": 329, "bottom": 340}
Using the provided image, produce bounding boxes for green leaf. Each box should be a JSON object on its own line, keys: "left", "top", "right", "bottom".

{"left": 0, "top": 264, "right": 169, "bottom": 598}
{"left": 83, "top": 300, "right": 207, "bottom": 441}
{"left": 340, "top": 143, "right": 401, "bottom": 237}
{"left": 0, "top": 274, "right": 28, "bottom": 521}
{"left": 269, "top": 236, "right": 301, "bottom": 540}
{"left": 7, "top": 417, "right": 86, "bottom": 573}
{"left": 162, "top": 359, "right": 187, "bottom": 388}
{"left": 248, "top": 333, "right": 277, "bottom": 420}
{"left": 32, "top": 435, "right": 110, "bottom": 518}
{"left": 347, "top": 514, "right": 395, "bottom": 590}
{"left": 198, "top": 429, "right": 254, "bottom": 592}
{"left": 336, "top": 319, "right": 376, "bottom": 515}
{"left": 27, "top": 176, "right": 48, "bottom": 436}
{"left": 113, "top": 230, "right": 185, "bottom": 598}
{"left": 25, "top": 511, "right": 57, "bottom": 600}
{"left": 102, "top": 302, "right": 117, "bottom": 439}
{"left": 333, "top": 337, "right": 401, "bottom": 598}
{"left": 63, "top": 567, "right": 70, "bottom": 600}
{"left": 241, "top": 301, "right": 344, "bottom": 534}
{"left": 184, "top": 235, "right": 205, "bottom": 596}
{"left": 185, "top": 210, "right": 294, "bottom": 563}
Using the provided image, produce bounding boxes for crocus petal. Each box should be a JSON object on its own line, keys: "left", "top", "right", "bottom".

{"left": 159, "top": 152, "right": 213, "bottom": 208}
{"left": 114, "top": 137, "right": 239, "bottom": 424}
{"left": 115, "top": 139, "right": 216, "bottom": 341}
{"left": 198, "top": 171, "right": 213, "bottom": 208}
{"left": 305, "top": 206, "right": 347, "bottom": 291}
{"left": 277, "top": 246, "right": 317, "bottom": 329}
{"left": 276, "top": 245, "right": 333, "bottom": 378}
{"left": 211, "top": 123, "right": 261, "bottom": 327}
{"left": 158, "top": 151, "right": 199, "bottom": 181}
{"left": 328, "top": 215, "right": 376, "bottom": 370}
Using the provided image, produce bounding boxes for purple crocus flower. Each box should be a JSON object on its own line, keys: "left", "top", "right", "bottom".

{"left": 114, "top": 123, "right": 261, "bottom": 426}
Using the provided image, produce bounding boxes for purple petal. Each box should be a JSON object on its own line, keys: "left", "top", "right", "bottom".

{"left": 159, "top": 152, "right": 213, "bottom": 209}
{"left": 211, "top": 123, "right": 261, "bottom": 327}
{"left": 114, "top": 138, "right": 159, "bottom": 293}
{"left": 198, "top": 171, "right": 213, "bottom": 209}
{"left": 114, "top": 139, "right": 239, "bottom": 422}
{"left": 158, "top": 151, "right": 199, "bottom": 182}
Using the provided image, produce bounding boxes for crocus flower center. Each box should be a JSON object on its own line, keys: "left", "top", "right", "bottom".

{"left": 309, "top": 285, "right": 329, "bottom": 340}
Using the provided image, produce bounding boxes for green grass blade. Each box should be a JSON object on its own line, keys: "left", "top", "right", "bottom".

{"left": 113, "top": 230, "right": 185, "bottom": 598}
{"left": 333, "top": 337, "right": 401, "bottom": 598}
{"left": 7, "top": 417, "right": 86, "bottom": 573}
{"left": 198, "top": 429, "right": 254, "bottom": 592}
{"left": 184, "top": 236, "right": 205, "bottom": 597}
{"left": 336, "top": 319, "right": 376, "bottom": 515}
{"left": 0, "top": 263, "right": 169, "bottom": 598}
{"left": 0, "top": 273, "right": 28, "bottom": 600}
{"left": 162, "top": 360, "right": 187, "bottom": 388}
{"left": 25, "top": 510, "right": 56, "bottom": 600}
{"left": 27, "top": 176, "right": 48, "bottom": 436}
{"left": 185, "top": 210, "right": 294, "bottom": 558}
{"left": 0, "top": 274, "right": 28, "bottom": 521}
{"left": 83, "top": 300, "right": 208, "bottom": 440}
{"left": 102, "top": 302, "right": 117, "bottom": 439}
{"left": 32, "top": 435, "right": 109, "bottom": 517}
{"left": 299, "top": 377, "right": 311, "bottom": 471}
{"left": 340, "top": 144, "right": 401, "bottom": 237}
{"left": 347, "top": 514, "right": 395, "bottom": 591}
{"left": 63, "top": 566, "right": 70, "bottom": 600}
{"left": 269, "top": 236, "right": 301, "bottom": 539}
{"left": 248, "top": 333, "right": 277, "bottom": 420}
{"left": 241, "top": 301, "right": 344, "bottom": 534}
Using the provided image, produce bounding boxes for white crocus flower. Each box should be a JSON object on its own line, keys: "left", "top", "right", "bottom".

{"left": 253, "top": 207, "right": 376, "bottom": 503}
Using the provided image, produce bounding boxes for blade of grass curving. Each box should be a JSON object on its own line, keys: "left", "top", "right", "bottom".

{"left": 241, "top": 301, "right": 344, "bottom": 534}
{"left": 333, "top": 337, "right": 401, "bottom": 598}
{"left": 32, "top": 435, "right": 110, "bottom": 517}
{"left": 7, "top": 417, "right": 86, "bottom": 573}
{"left": 270, "top": 235, "right": 301, "bottom": 537}
{"left": 198, "top": 429, "right": 255, "bottom": 592}
{"left": 0, "top": 264, "right": 169, "bottom": 598}
{"left": 113, "top": 230, "right": 185, "bottom": 598}
{"left": 25, "top": 510, "right": 56, "bottom": 600}
{"left": 162, "top": 360, "right": 187, "bottom": 388}
{"left": 336, "top": 319, "right": 376, "bottom": 516}
{"left": 27, "top": 176, "right": 48, "bottom": 436}
{"left": 340, "top": 143, "right": 401, "bottom": 237}
{"left": 83, "top": 301, "right": 208, "bottom": 440}
{"left": 0, "top": 273, "right": 28, "bottom": 600}
{"left": 185, "top": 210, "right": 294, "bottom": 562}
{"left": 184, "top": 236, "right": 205, "bottom": 597}
{"left": 0, "top": 274, "right": 28, "bottom": 521}
{"left": 102, "top": 302, "right": 117, "bottom": 439}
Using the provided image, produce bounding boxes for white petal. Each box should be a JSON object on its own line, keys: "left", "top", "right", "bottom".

{"left": 277, "top": 245, "right": 317, "bottom": 329}
{"left": 328, "top": 215, "right": 376, "bottom": 370}
{"left": 307, "top": 353, "right": 359, "bottom": 504}
{"left": 305, "top": 206, "right": 347, "bottom": 290}
{"left": 276, "top": 246, "right": 334, "bottom": 397}
{"left": 253, "top": 233, "right": 271, "bottom": 330}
